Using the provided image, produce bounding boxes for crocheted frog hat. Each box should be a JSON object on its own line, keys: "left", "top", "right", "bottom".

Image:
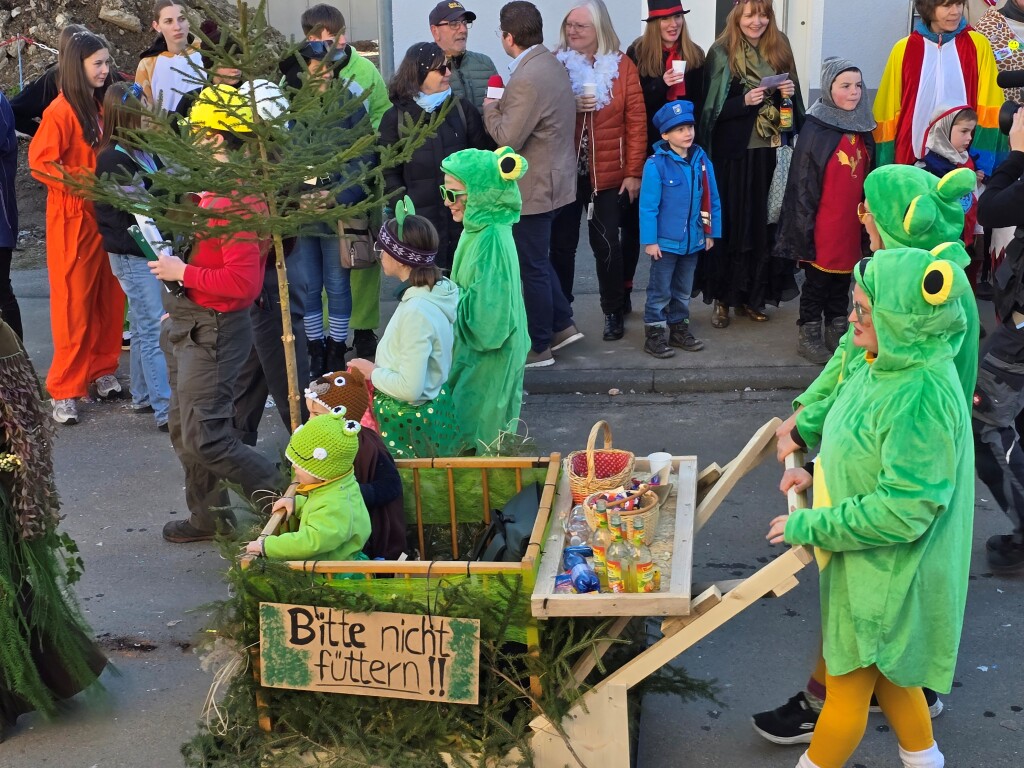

{"left": 854, "top": 243, "right": 970, "bottom": 373}
{"left": 285, "top": 411, "right": 361, "bottom": 482}
{"left": 304, "top": 367, "right": 369, "bottom": 420}
{"left": 863, "top": 165, "right": 975, "bottom": 252}
{"left": 439, "top": 147, "right": 528, "bottom": 229}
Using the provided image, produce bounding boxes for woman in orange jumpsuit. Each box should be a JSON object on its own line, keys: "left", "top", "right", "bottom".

{"left": 29, "top": 31, "right": 125, "bottom": 425}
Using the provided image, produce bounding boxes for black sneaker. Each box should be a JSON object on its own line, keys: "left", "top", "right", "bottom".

{"left": 751, "top": 692, "right": 818, "bottom": 745}
{"left": 987, "top": 537, "right": 1024, "bottom": 573}
{"left": 352, "top": 329, "right": 378, "bottom": 359}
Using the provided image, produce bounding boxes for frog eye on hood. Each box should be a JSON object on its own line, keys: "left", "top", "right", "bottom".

{"left": 343, "top": 420, "right": 362, "bottom": 436}
{"left": 922, "top": 260, "right": 955, "bottom": 306}
{"left": 495, "top": 147, "right": 527, "bottom": 181}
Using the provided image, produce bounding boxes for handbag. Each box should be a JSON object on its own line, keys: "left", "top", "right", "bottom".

{"left": 468, "top": 483, "right": 541, "bottom": 563}
{"left": 767, "top": 142, "right": 794, "bottom": 226}
{"left": 338, "top": 217, "right": 376, "bottom": 269}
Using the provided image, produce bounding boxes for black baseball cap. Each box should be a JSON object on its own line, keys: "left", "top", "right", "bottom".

{"left": 429, "top": 1, "right": 477, "bottom": 26}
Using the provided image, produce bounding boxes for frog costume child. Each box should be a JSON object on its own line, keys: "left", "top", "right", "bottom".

{"left": 441, "top": 147, "right": 531, "bottom": 453}
{"left": 252, "top": 410, "right": 371, "bottom": 563}
{"left": 783, "top": 248, "right": 974, "bottom": 768}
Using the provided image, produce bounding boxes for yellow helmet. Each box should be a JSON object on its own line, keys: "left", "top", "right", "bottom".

{"left": 187, "top": 85, "right": 253, "bottom": 134}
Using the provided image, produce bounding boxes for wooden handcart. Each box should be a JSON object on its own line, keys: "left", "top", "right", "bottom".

{"left": 528, "top": 418, "right": 813, "bottom": 768}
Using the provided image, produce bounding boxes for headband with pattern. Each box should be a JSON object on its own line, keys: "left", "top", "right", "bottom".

{"left": 377, "top": 196, "right": 438, "bottom": 267}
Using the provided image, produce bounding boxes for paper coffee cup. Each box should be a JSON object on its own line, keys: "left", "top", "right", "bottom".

{"left": 672, "top": 60, "right": 686, "bottom": 75}
{"left": 582, "top": 82, "right": 597, "bottom": 97}
{"left": 487, "top": 85, "right": 505, "bottom": 99}
{"left": 648, "top": 452, "right": 672, "bottom": 485}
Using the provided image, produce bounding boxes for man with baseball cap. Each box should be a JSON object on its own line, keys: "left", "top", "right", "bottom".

{"left": 429, "top": 1, "right": 497, "bottom": 112}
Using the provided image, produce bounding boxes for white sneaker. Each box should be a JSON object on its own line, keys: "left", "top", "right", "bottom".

{"left": 52, "top": 398, "right": 79, "bottom": 425}
{"left": 94, "top": 374, "right": 122, "bottom": 399}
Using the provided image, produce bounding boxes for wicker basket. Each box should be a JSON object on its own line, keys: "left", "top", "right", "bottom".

{"left": 584, "top": 489, "right": 660, "bottom": 545}
{"left": 566, "top": 420, "right": 635, "bottom": 504}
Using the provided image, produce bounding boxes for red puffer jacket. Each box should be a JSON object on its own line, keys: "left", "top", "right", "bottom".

{"left": 573, "top": 53, "right": 648, "bottom": 193}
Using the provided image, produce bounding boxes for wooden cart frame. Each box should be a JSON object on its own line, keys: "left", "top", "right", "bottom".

{"left": 528, "top": 419, "right": 813, "bottom": 768}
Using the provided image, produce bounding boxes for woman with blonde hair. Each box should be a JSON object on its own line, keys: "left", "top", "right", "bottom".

{"left": 696, "top": 0, "right": 802, "bottom": 329}
{"left": 551, "top": 0, "right": 646, "bottom": 342}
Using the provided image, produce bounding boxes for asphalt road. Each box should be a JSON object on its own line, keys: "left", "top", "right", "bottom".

{"left": 1, "top": 390, "right": 1021, "bottom": 767}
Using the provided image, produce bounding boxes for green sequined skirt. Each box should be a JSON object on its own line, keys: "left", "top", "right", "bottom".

{"left": 373, "top": 388, "right": 464, "bottom": 458}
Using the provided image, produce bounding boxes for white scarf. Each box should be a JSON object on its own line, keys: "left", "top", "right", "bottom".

{"left": 556, "top": 49, "right": 621, "bottom": 111}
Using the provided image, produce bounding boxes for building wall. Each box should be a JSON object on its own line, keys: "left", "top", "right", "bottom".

{"left": 263, "top": 0, "right": 380, "bottom": 43}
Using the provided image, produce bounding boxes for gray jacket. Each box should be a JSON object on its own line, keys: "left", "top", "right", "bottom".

{"left": 449, "top": 50, "right": 497, "bottom": 112}
{"left": 482, "top": 45, "right": 576, "bottom": 216}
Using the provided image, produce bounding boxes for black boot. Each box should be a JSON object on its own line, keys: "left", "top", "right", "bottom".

{"left": 352, "top": 328, "right": 378, "bottom": 359}
{"left": 603, "top": 312, "right": 624, "bottom": 341}
{"left": 325, "top": 338, "right": 348, "bottom": 373}
{"left": 798, "top": 322, "right": 832, "bottom": 365}
{"left": 668, "top": 321, "right": 705, "bottom": 351}
{"left": 823, "top": 317, "right": 849, "bottom": 352}
{"left": 308, "top": 338, "right": 327, "bottom": 379}
{"left": 643, "top": 324, "right": 675, "bottom": 358}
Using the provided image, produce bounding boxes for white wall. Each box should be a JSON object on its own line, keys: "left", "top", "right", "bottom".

{"left": 263, "top": 0, "right": 380, "bottom": 43}
{"left": 818, "top": 0, "right": 912, "bottom": 89}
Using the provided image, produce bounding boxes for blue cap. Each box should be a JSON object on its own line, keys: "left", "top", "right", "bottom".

{"left": 653, "top": 100, "right": 695, "bottom": 134}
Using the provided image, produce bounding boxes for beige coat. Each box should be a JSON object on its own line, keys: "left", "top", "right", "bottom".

{"left": 483, "top": 45, "right": 577, "bottom": 216}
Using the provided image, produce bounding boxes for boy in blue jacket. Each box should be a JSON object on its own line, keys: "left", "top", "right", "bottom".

{"left": 639, "top": 100, "right": 721, "bottom": 358}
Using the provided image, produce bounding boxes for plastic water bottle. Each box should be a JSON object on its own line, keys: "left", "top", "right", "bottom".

{"left": 563, "top": 545, "right": 601, "bottom": 593}
{"left": 565, "top": 504, "right": 591, "bottom": 547}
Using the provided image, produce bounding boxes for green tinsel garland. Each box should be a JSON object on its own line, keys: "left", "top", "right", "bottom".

{"left": 181, "top": 540, "right": 716, "bottom": 768}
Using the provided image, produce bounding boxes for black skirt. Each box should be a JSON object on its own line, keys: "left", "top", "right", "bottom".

{"left": 694, "top": 145, "right": 798, "bottom": 309}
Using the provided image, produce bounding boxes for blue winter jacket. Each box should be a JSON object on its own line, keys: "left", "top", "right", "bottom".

{"left": 639, "top": 140, "right": 721, "bottom": 256}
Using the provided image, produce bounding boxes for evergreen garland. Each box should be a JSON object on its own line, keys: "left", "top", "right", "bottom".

{"left": 181, "top": 537, "right": 716, "bottom": 768}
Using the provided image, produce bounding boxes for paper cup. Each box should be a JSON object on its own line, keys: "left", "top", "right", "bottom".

{"left": 582, "top": 83, "right": 597, "bottom": 97}
{"left": 672, "top": 60, "right": 686, "bottom": 75}
{"left": 648, "top": 452, "right": 673, "bottom": 485}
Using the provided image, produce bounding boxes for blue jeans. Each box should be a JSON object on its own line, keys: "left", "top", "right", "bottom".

{"left": 644, "top": 250, "right": 699, "bottom": 326}
{"left": 107, "top": 253, "right": 171, "bottom": 424}
{"left": 294, "top": 222, "right": 351, "bottom": 342}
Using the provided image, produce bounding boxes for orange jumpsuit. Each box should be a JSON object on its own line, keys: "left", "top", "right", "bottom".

{"left": 29, "top": 94, "right": 124, "bottom": 400}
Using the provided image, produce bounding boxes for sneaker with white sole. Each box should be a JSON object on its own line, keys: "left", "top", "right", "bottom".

{"left": 52, "top": 398, "right": 79, "bottom": 425}
{"left": 869, "top": 688, "right": 943, "bottom": 717}
{"left": 94, "top": 374, "right": 122, "bottom": 399}
{"left": 525, "top": 348, "right": 554, "bottom": 368}
{"left": 751, "top": 692, "right": 819, "bottom": 745}
{"left": 551, "top": 325, "right": 584, "bottom": 352}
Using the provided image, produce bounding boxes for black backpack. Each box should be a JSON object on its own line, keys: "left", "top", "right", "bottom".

{"left": 468, "top": 483, "right": 541, "bottom": 563}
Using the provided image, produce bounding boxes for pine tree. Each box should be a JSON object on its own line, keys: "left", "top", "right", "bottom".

{"left": 66, "top": 0, "right": 446, "bottom": 430}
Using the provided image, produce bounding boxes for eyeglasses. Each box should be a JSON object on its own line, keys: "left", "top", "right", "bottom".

{"left": 565, "top": 22, "right": 594, "bottom": 32}
{"left": 856, "top": 202, "right": 873, "bottom": 223}
{"left": 372, "top": 241, "right": 385, "bottom": 261}
{"left": 439, "top": 184, "right": 468, "bottom": 204}
{"left": 122, "top": 82, "right": 145, "bottom": 104}
{"left": 495, "top": 28, "right": 506, "bottom": 39}
{"left": 852, "top": 300, "right": 872, "bottom": 324}
{"left": 436, "top": 19, "right": 473, "bottom": 30}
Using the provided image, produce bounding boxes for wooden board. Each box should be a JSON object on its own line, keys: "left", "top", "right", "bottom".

{"left": 530, "top": 456, "right": 697, "bottom": 618}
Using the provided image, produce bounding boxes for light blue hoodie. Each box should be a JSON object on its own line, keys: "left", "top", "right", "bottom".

{"left": 372, "top": 278, "right": 460, "bottom": 406}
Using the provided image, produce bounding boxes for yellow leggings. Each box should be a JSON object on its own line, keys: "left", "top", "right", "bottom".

{"left": 807, "top": 665, "right": 934, "bottom": 768}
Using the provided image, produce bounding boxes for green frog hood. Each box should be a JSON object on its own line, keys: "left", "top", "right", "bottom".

{"left": 854, "top": 244, "right": 969, "bottom": 373}
{"left": 863, "top": 164, "right": 975, "bottom": 250}
{"left": 440, "top": 147, "right": 528, "bottom": 230}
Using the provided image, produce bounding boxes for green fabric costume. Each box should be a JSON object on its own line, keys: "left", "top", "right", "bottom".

{"left": 264, "top": 413, "right": 371, "bottom": 562}
{"left": 340, "top": 48, "right": 391, "bottom": 334}
{"left": 786, "top": 247, "right": 974, "bottom": 692}
{"left": 442, "top": 147, "right": 531, "bottom": 453}
{"left": 795, "top": 165, "right": 979, "bottom": 442}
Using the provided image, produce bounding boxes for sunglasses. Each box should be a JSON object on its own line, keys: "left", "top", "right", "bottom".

{"left": 122, "top": 82, "right": 145, "bottom": 104}
{"left": 431, "top": 62, "right": 452, "bottom": 75}
{"left": 298, "top": 40, "right": 348, "bottom": 62}
{"left": 440, "top": 184, "right": 468, "bottom": 204}
{"left": 852, "top": 300, "right": 872, "bottom": 324}
{"left": 856, "top": 202, "right": 873, "bottom": 223}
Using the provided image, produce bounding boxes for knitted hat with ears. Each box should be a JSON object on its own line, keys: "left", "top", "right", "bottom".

{"left": 285, "top": 411, "right": 361, "bottom": 482}
{"left": 304, "top": 367, "right": 369, "bottom": 421}
{"left": 863, "top": 165, "right": 975, "bottom": 250}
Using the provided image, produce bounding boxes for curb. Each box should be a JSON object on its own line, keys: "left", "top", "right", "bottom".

{"left": 524, "top": 364, "right": 822, "bottom": 395}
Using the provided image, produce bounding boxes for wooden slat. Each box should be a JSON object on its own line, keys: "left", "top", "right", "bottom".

{"left": 569, "top": 615, "right": 632, "bottom": 686}
{"left": 694, "top": 418, "right": 781, "bottom": 535}
{"left": 695, "top": 462, "right": 722, "bottom": 503}
{"left": 278, "top": 559, "right": 525, "bottom": 575}
{"left": 530, "top": 683, "right": 630, "bottom": 768}
{"left": 668, "top": 456, "right": 696, "bottom": 614}
{"left": 447, "top": 466, "right": 458, "bottom": 558}
{"left": 522, "top": 455, "right": 560, "bottom": 577}
{"left": 481, "top": 468, "right": 491, "bottom": 523}
{"left": 661, "top": 585, "right": 722, "bottom": 638}
{"left": 413, "top": 468, "right": 426, "bottom": 559}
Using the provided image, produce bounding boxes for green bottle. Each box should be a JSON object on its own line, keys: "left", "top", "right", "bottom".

{"left": 631, "top": 519, "right": 655, "bottom": 593}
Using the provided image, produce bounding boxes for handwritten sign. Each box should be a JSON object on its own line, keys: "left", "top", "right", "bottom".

{"left": 258, "top": 602, "right": 480, "bottom": 704}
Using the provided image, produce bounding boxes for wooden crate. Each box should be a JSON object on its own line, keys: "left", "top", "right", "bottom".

{"left": 530, "top": 456, "right": 697, "bottom": 618}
